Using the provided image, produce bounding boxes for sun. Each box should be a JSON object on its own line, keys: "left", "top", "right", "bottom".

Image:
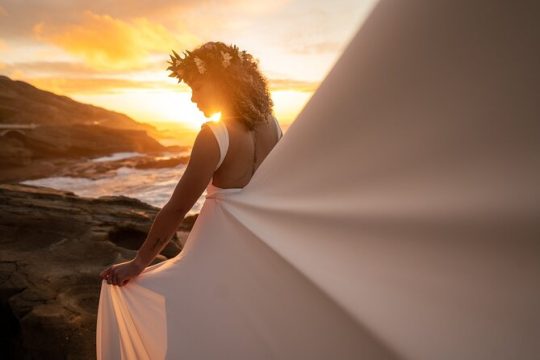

{"left": 153, "top": 93, "right": 222, "bottom": 128}
{"left": 81, "top": 88, "right": 228, "bottom": 131}
{"left": 209, "top": 112, "right": 221, "bottom": 122}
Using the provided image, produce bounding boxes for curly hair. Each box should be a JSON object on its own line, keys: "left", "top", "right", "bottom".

{"left": 167, "top": 41, "right": 274, "bottom": 131}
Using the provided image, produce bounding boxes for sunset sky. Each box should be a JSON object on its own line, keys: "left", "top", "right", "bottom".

{"left": 0, "top": 0, "right": 375, "bottom": 135}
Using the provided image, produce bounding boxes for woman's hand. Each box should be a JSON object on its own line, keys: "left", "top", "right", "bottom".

{"left": 99, "top": 258, "right": 146, "bottom": 287}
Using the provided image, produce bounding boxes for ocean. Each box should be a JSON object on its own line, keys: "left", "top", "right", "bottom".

{"left": 20, "top": 151, "right": 206, "bottom": 216}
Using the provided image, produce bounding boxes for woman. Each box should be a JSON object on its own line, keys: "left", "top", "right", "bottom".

{"left": 96, "top": 41, "right": 284, "bottom": 359}
{"left": 98, "top": 41, "right": 282, "bottom": 287}
{"left": 96, "top": 3, "right": 540, "bottom": 359}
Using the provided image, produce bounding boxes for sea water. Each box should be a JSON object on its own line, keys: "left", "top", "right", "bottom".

{"left": 20, "top": 151, "right": 205, "bottom": 216}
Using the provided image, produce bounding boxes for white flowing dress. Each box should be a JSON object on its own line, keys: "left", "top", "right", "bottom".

{"left": 96, "top": 0, "right": 540, "bottom": 359}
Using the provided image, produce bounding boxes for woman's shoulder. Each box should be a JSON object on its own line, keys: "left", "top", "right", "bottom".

{"left": 202, "top": 120, "right": 228, "bottom": 135}
{"left": 200, "top": 121, "right": 229, "bottom": 149}
{"left": 201, "top": 120, "right": 216, "bottom": 129}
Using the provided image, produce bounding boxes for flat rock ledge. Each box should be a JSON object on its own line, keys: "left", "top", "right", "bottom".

{"left": 0, "top": 183, "right": 197, "bottom": 359}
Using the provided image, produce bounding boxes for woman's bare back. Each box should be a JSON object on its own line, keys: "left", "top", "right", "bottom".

{"left": 211, "top": 117, "right": 281, "bottom": 189}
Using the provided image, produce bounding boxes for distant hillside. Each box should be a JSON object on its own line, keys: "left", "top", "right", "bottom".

{"left": 0, "top": 74, "right": 157, "bottom": 135}
{"left": 0, "top": 75, "right": 170, "bottom": 172}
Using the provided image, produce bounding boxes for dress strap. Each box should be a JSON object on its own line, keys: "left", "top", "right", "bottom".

{"left": 203, "top": 121, "right": 229, "bottom": 171}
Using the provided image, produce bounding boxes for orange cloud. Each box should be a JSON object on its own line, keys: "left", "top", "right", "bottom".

{"left": 21, "top": 76, "right": 183, "bottom": 95}
{"left": 32, "top": 10, "right": 199, "bottom": 71}
{"left": 269, "top": 78, "right": 320, "bottom": 92}
{"left": 0, "top": 38, "right": 7, "bottom": 52}
{"left": 20, "top": 75, "right": 316, "bottom": 96}
{"left": 3, "top": 59, "right": 170, "bottom": 79}
{"left": 289, "top": 41, "right": 344, "bottom": 54}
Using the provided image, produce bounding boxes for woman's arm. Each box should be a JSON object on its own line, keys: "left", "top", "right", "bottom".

{"left": 133, "top": 124, "right": 220, "bottom": 268}
{"left": 133, "top": 204, "right": 188, "bottom": 268}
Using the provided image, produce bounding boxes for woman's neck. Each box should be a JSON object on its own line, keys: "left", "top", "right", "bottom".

{"left": 219, "top": 108, "right": 241, "bottom": 123}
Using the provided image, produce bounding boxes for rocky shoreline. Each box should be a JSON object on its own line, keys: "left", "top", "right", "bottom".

{"left": 0, "top": 150, "right": 191, "bottom": 184}
{"left": 0, "top": 74, "right": 194, "bottom": 184}
{"left": 0, "top": 183, "right": 197, "bottom": 359}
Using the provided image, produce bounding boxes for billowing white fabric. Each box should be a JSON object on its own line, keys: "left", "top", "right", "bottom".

{"left": 96, "top": 0, "right": 540, "bottom": 359}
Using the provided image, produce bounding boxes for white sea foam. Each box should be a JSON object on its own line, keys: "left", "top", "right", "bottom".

{"left": 91, "top": 152, "right": 144, "bottom": 162}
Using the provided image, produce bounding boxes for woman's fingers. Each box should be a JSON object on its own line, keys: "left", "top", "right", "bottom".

{"left": 106, "top": 269, "right": 113, "bottom": 284}
{"left": 100, "top": 267, "right": 111, "bottom": 278}
{"left": 101, "top": 264, "right": 134, "bottom": 286}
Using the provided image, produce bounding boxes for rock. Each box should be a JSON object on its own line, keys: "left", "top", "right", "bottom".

{"left": 51, "top": 154, "right": 190, "bottom": 179}
{"left": 0, "top": 152, "right": 191, "bottom": 184}
{"left": 0, "top": 75, "right": 175, "bottom": 179}
{"left": 0, "top": 183, "right": 196, "bottom": 359}
{"left": 165, "top": 145, "right": 190, "bottom": 152}
{"left": 0, "top": 136, "right": 33, "bottom": 167}
{"left": 0, "top": 75, "right": 158, "bottom": 134}
{"left": 133, "top": 156, "right": 190, "bottom": 169}
{"left": 0, "top": 124, "right": 168, "bottom": 167}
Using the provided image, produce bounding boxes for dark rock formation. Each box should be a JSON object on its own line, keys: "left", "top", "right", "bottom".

{"left": 0, "top": 153, "right": 191, "bottom": 184}
{"left": 0, "top": 75, "right": 171, "bottom": 173}
{"left": 0, "top": 183, "right": 197, "bottom": 359}
{"left": 0, "top": 75, "right": 157, "bottom": 134}
{"left": 0, "top": 124, "right": 168, "bottom": 167}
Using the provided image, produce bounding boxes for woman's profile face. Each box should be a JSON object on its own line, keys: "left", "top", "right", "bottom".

{"left": 189, "top": 78, "right": 225, "bottom": 118}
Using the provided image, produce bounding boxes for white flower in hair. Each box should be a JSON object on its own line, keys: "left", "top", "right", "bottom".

{"left": 221, "top": 51, "right": 232, "bottom": 68}
{"left": 193, "top": 57, "right": 206, "bottom": 74}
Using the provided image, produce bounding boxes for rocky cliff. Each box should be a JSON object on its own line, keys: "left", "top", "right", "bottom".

{"left": 0, "top": 75, "right": 169, "bottom": 174}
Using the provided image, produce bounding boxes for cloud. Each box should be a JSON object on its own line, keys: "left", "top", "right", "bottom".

{"left": 268, "top": 78, "right": 319, "bottom": 92}
{"left": 0, "top": 0, "right": 284, "bottom": 40}
{"left": 2, "top": 61, "right": 103, "bottom": 77}
{"left": 32, "top": 10, "right": 199, "bottom": 71}
{"left": 6, "top": 74, "right": 317, "bottom": 97}
{"left": 1, "top": 59, "right": 168, "bottom": 78}
{"left": 0, "top": 38, "right": 7, "bottom": 52}
{"left": 288, "top": 41, "right": 344, "bottom": 55}
{"left": 19, "top": 76, "right": 182, "bottom": 95}
{"left": 0, "top": 0, "right": 193, "bottom": 39}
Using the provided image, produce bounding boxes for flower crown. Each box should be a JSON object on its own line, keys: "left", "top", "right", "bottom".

{"left": 167, "top": 42, "right": 246, "bottom": 84}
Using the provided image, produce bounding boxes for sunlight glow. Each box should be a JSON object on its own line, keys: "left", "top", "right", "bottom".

{"left": 271, "top": 90, "right": 313, "bottom": 124}
{"left": 209, "top": 112, "right": 221, "bottom": 122}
